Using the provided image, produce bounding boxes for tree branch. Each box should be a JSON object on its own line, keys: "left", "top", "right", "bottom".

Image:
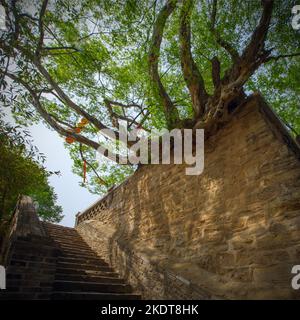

{"left": 103, "top": 99, "right": 143, "bottom": 110}
{"left": 211, "top": 56, "right": 221, "bottom": 88}
{"left": 1, "top": 70, "right": 127, "bottom": 164}
{"left": 196, "top": 1, "right": 274, "bottom": 130}
{"left": 31, "top": 58, "right": 135, "bottom": 146}
{"left": 223, "top": 0, "right": 274, "bottom": 88}
{"left": 104, "top": 99, "right": 150, "bottom": 131}
{"left": 210, "top": 0, "right": 239, "bottom": 62}
{"left": 266, "top": 52, "right": 300, "bottom": 62}
{"left": 18, "top": 13, "right": 39, "bottom": 22}
{"left": 10, "top": 0, "right": 20, "bottom": 42}
{"left": 42, "top": 46, "right": 79, "bottom": 52}
{"left": 148, "top": 0, "right": 180, "bottom": 128}
{"left": 48, "top": 113, "right": 76, "bottom": 130}
{"left": 0, "top": 36, "right": 137, "bottom": 148}
{"left": 36, "top": 0, "right": 49, "bottom": 57}
{"left": 179, "top": 0, "right": 209, "bottom": 118}
{"left": 241, "top": 0, "right": 274, "bottom": 64}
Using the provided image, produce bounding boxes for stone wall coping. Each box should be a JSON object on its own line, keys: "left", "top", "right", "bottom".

{"left": 75, "top": 172, "right": 134, "bottom": 225}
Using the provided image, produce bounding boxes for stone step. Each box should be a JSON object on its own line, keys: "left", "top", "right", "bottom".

{"left": 45, "top": 229, "right": 76, "bottom": 235}
{"left": 44, "top": 225, "right": 79, "bottom": 232}
{"left": 44, "top": 225, "right": 78, "bottom": 232}
{"left": 44, "top": 229, "right": 82, "bottom": 237}
{"left": 57, "top": 243, "right": 93, "bottom": 251}
{"left": 58, "top": 243, "right": 94, "bottom": 251}
{"left": 9, "top": 259, "right": 56, "bottom": 269}
{"left": 6, "top": 279, "right": 53, "bottom": 291}
{"left": 61, "top": 251, "right": 101, "bottom": 260}
{"left": 55, "top": 245, "right": 92, "bottom": 253}
{"left": 58, "top": 247, "right": 97, "bottom": 257}
{"left": 12, "top": 239, "right": 59, "bottom": 253}
{"left": 53, "top": 280, "right": 132, "bottom": 293}
{"left": 51, "top": 292, "right": 141, "bottom": 300}
{"left": 11, "top": 253, "right": 57, "bottom": 264}
{"left": 51, "top": 240, "right": 85, "bottom": 248}
{"left": 7, "top": 273, "right": 54, "bottom": 281}
{"left": 59, "top": 256, "right": 108, "bottom": 266}
{"left": 55, "top": 273, "right": 124, "bottom": 284}
{"left": 56, "top": 267, "right": 118, "bottom": 277}
{"left": 45, "top": 232, "right": 78, "bottom": 238}
{"left": 43, "top": 222, "right": 76, "bottom": 231}
{"left": 7, "top": 265, "right": 56, "bottom": 276}
{"left": 45, "top": 232, "right": 78, "bottom": 239}
{"left": 0, "top": 292, "right": 51, "bottom": 300}
{"left": 46, "top": 233, "right": 79, "bottom": 240}
{"left": 54, "top": 239, "right": 91, "bottom": 247}
{"left": 57, "top": 261, "right": 113, "bottom": 272}
{"left": 43, "top": 225, "right": 79, "bottom": 237}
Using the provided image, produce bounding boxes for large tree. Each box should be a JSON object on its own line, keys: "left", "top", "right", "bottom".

{"left": 0, "top": 0, "right": 299, "bottom": 194}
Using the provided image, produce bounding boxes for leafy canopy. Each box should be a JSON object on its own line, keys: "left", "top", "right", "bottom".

{"left": 0, "top": 0, "right": 299, "bottom": 194}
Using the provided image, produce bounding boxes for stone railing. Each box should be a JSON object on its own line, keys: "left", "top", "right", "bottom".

{"left": 0, "top": 195, "right": 46, "bottom": 266}
{"left": 0, "top": 196, "right": 19, "bottom": 267}
{"left": 75, "top": 187, "right": 116, "bottom": 226}
{"left": 0, "top": 195, "right": 60, "bottom": 299}
{"left": 0, "top": 195, "right": 49, "bottom": 266}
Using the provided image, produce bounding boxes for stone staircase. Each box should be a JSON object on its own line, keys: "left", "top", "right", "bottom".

{"left": 43, "top": 222, "right": 139, "bottom": 300}
{"left": 0, "top": 218, "right": 140, "bottom": 299}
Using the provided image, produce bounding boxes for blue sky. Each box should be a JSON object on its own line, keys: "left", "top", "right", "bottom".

{"left": 5, "top": 111, "right": 99, "bottom": 227}
{"left": 28, "top": 123, "right": 100, "bottom": 227}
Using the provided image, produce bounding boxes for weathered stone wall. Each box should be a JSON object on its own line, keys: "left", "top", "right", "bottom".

{"left": 76, "top": 94, "right": 300, "bottom": 299}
